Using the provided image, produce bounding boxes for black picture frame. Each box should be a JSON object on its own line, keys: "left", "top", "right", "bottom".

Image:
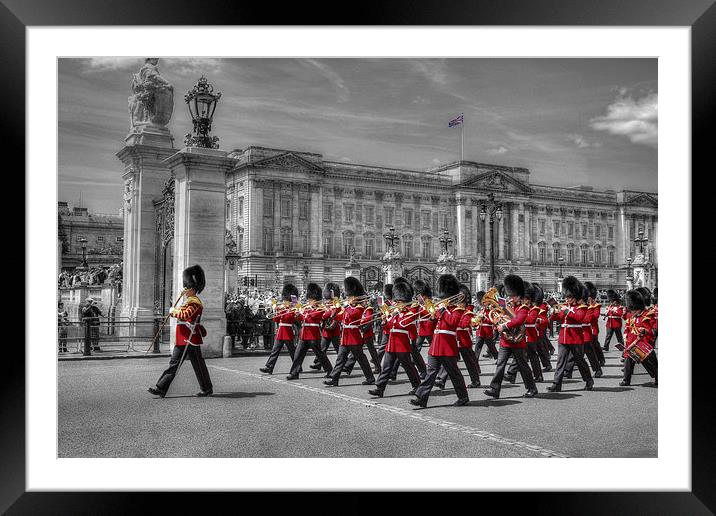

{"left": 8, "top": 0, "right": 710, "bottom": 513}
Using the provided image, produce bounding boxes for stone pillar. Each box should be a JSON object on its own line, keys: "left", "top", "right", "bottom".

{"left": 165, "top": 147, "right": 233, "bottom": 358}
{"left": 455, "top": 199, "right": 465, "bottom": 258}
{"left": 498, "top": 208, "right": 506, "bottom": 260}
{"left": 524, "top": 204, "right": 531, "bottom": 260}
{"left": 116, "top": 137, "right": 175, "bottom": 336}
{"left": 511, "top": 203, "right": 519, "bottom": 260}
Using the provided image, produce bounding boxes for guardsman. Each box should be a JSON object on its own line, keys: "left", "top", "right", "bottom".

{"left": 260, "top": 283, "right": 299, "bottom": 374}
{"left": 323, "top": 277, "right": 376, "bottom": 386}
{"left": 310, "top": 282, "right": 342, "bottom": 372}
{"left": 620, "top": 290, "right": 658, "bottom": 386}
{"left": 436, "top": 283, "right": 481, "bottom": 389}
{"left": 474, "top": 291, "right": 499, "bottom": 360}
{"left": 585, "top": 281, "right": 606, "bottom": 367}
{"left": 602, "top": 289, "right": 625, "bottom": 351}
{"left": 564, "top": 285, "right": 603, "bottom": 379}
{"left": 483, "top": 276, "right": 538, "bottom": 399}
{"left": 532, "top": 284, "right": 553, "bottom": 372}
{"left": 504, "top": 284, "right": 545, "bottom": 384}
{"left": 374, "top": 283, "right": 394, "bottom": 369}
{"left": 368, "top": 281, "right": 421, "bottom": 398}
{"left": 58, "top": 301, "right": 69, "bottom": 353}
{"left": 547, "top": 276, "right": 594, "bottom": 392}
{"left": 410, "top": 274, "right": 470, "bottom": 408}
{"left": 360, "top": 298, "right": 382, "bottom": 374}
{"left": 287, "top": 283, "right": 333, "bottom": 380}
{"left": 149, "top": 265, "right": 213, "bottom": 397}
{"left": 411, "top": 279, "right": 433, "bottom": 377}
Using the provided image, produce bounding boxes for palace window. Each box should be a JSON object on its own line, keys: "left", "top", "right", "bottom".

{"left": 440, "top": 213, "right": 448, "bottom": 231}
{"left": 608, "top": 225, "right": 614, "bottom": 239}
{"left": 422, "top": 210, "right": 431, "bottom": 229}
{"left": 300, "top": 232, "right": 308, "bottom": 253}
{"left": 538, "top": 242, "right": 546, "bottom": 264}
{"left": 595, "top": 224, "right": 601, "bottom": 238}
{"left": 238, "top": 228, "right": 244, "bottom": 254}
{"left": 280, "top": 229, "right": 292, "bottom": 253}
{"left": 323, "top": 231, "right": 333, "bottom": 255}
{"left": 552, "top": 242, "right": 561, "bottom": 264}
{"left": 115, "top": 236, "right": 122, "bottom": 242}
{"left": 594, "top": 245, "right": 602, "bottom": 265}
{"left": 76, "top": 235, "right": 85, "bottom": 242}
{"left": 356, "top": 205, "right": 362, "bottom": 223}
{"left": 263, "top": 197, "right": 274, "bottom": 217}
{"left": 581, "top": 244, "right": 589, "bottom": 264}
{"left": 345, "top": 205, "right": 354, "bottom": 223}
{"left": 365, "top": 235, "right": 375, "bottom": 258}
{"left": 421, "top": 237, "right": 431, "bottom": 259}
{"left": 323, "top": 203, "right": 333, "bottom": 223}
{"left": 343, "top": 231, "right": 354, "bottom": 256}
{"left": 238, "top": 197, "right": 244, "bottom": 218}
{"left": 263, "top": 228, "right": 273, "bottom": 253}
{"left": 567, "top": 222, "right": 574, "bottom": 238}
{"left": 365, "top": 205, "right": 375, "bottom": 224}
{"left": 582, "top": 222, "right": 588, "bottom": 238}
{"left": 226, "top": 201, "right": 231, "bottom": 220}
{"left": 299, "top": 200, "right": 308, "bottom": 220}
{"left": 384, "top": 207, "right": 394, "bottom": 225}
{"left": 404, "top": 208, "right": 413, "bottom": 228}
{"left": 553, "top": 221, "right": 560, "bottom": 236}
{"left": 608, "top": 247, "right": 615, "bottom": 266}
{"left": 280, "top": 199, "right": 291, "bottom": 219}
{"left": 567, "top": 244, "right": 575, "bottom": 264}
{"left": 97, "top": 235, "right": 104, "bottom": 243}
{"left": 539, "top": 219, "right": 545, "bottom": 236}
{"left": 403, "top": 235, "right": 413, "bottom": 259}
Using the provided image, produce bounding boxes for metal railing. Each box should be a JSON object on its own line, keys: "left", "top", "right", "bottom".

{"left": 57, "top": 317, "right": 169, "bottom": 356}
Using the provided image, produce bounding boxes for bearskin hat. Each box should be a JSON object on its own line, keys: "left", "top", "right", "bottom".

{"left": 393, "top": 276, "right": 410, "bottom": 286}
{"left": 344, "top": 276, "right": 366, "bottom": 298}
{"left": 393, "top": 281, "right": 414, "bottom": 303}
{"left": 323, "top": 282, "right": 341, "bottom": 300}
{"left": 653, "top": 287, "right": 658, "bottom": 303}
{"left": 523, "top": 284, "right": 537, "bottom": 302}
{"left": 584, "top": 281, "right": 597, "bottom": 300}
{"left": 413, "top": 279, "right": 433, "bottom": 299}
{"left": 626, "top": 289, "right": 646, "bottom": 311}
{"left": 561, "top": 276, "right": 581, "bottom": 299}
{"left": 496, "top": 283, "right": 505, "bottom": 297}
{"left": 182, "top": 264, "right": 206, "bottom": 294}
{"left": 533, "top": 284, "right": 544, "bottom": 305}
{"left": 383, "top": 283, "right": 394, "bottom": 300}
{"left": 281, "top": 283, "right": 299, "bottom": 301}
{"left": 607, "top": 289, "right": 619, "bottom": 303}
{"left": 306, "top": 282, "right": 322, "bottom": 301}
{"left": 475, "top": 290, "right": 486, "bottom": 303}
{"left": 437, "top": 274, "right": 460, "bottom": 299}
{"left": 503, "top": 274, "right": 525, "bottom": 297}
{"left": 636, "top": 287, "right": 652, "bottom": 306}
{"left": 458, "top": 284, "right": 472, "bottom": 305}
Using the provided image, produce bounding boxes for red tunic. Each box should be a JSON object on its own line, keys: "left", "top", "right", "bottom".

{"left": 537, "top": 304, "right": 549, "bottom": 337}
{"left": 417, "top": 302, "right": 437, "bottom": 337}
{"left": 321, "top": 306, "right": 342, "bottom": 338}
{"left": 360, "top": 306, "right": 375, "bottom": 340}
{"left": 336, "top": 304, "right": 365, "bottom": 346}
{"left": 590, "top": 303, "right": 601, "bottom": 335}
{"left": 381, "top": 300, "right": 394, "bottom": 335}
{"left": 456, "top": 305, "right": 475, "bottom": 348}
{"left": 604, "top": 304, "right": 626, "bottom": 329}
{"left": 384, "top": 308, "right": 415, "bottom": 353}
{"left": 581, "top": 304, "right": 593, "bottom": 344}
{"left": 475, "top": 306, "right": 495, "bottom": 338}
{"left": 273, "top": 310, "right": 296, "bottom": 341}
{"left": 428, "top": 306, "right": 465, "bottom": 357}
{"left": 524, "top": 305, "right": 541, "bottom": 343}
{"left": 297, "top": 306, "right": 323, "bottom": 341}
{"left": 173, "top": 296, "right": 204, "bottom": 346}
{"left": 623, "top": 312, "right": 655, "bottom": 359}
{"left": 499, "top": 303, "right": 529, "bottom": 349}
{"left": 550, "top": 303, "right": 587, "bottom": 345}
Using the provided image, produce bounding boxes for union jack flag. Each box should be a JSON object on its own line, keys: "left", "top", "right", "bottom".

{"left": 448, "top": 114, "right": 463, "bottom": 128}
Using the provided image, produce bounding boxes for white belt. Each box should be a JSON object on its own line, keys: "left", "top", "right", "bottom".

{"left": 302, "top": 323, "right": 320, "bottom": 327}
{"left": 435, "top": 329, "right": 457, "bottom": 336}
{"left": 390, "top": 329, "right": 410, "bottom": 336}
{"left": 525, "top": 324, "right": 537, "bottom": 328}
{"left": 607, "top": 316, "right": 620, "bottom": 318}
{"left": 177, "top": 321, "right": 196, "bottom": 329}
{"left": 343, "top": 324, "right": 359, "bottom": 329}
{"left": 456, "top": 328, "right": 470, "bottom": 332}
{"left": 561, "top": 324, "right": 582, "bottom": 328}
{"left": 279, "top": 323, "right": 293, "bottom": 327}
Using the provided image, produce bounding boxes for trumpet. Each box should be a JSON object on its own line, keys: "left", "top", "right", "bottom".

{"left": 480, "top": 287, "right": 525, "bottom": 344}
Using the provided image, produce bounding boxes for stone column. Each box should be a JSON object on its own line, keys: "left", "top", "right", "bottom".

{"left": 165, "top": 147, "right": 233, "bottom": 358}
{"left": 247, "top": 178, "right": 263, "bottom": 254}
{"left": 511, "top": 203, "right": 519, "bottom": 260}
{"left": 455, "top": 199, "right": 465, "bottom": 258}
{"left": 483, "top": 215, "right": 491, "bottom": 262}
{"left": 498, "top": 207, "right": 506, "bottom": 260}
{"left": 310, "top": 185, "right": 322, "bottom": 255}
{"left": 116, "top": 137, "right": 175, "bottom": 336}
{"left": 524, "top": 204, "right": 531, "bottom": 260}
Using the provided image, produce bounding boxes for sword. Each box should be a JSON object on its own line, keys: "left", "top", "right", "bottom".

{"left": 145, "top": 289, "right": 187, "bottom": 353}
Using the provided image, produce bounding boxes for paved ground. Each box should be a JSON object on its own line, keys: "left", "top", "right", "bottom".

{"left": 58, "top": 338, "right": 657, "bottom": 458}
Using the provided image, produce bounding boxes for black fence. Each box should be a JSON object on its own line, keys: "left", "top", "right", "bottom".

{"left": 57, "top": 317, "right": 169, "bottom": 355}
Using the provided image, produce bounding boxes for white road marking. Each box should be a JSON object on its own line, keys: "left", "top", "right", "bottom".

{"left": 209, "top": 364, "right": 570, "bottom": 458}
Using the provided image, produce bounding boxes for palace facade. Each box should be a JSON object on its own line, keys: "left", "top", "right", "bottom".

{"left": 224, "top": 146, "right": 657, "bottom": 292}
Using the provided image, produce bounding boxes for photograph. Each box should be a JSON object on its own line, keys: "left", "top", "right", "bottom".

{"left": 56, "top": 56, "right": 659, "bottom": 459}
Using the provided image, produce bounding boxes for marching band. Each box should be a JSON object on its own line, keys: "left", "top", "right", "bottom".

{"left": 148, "top": 267, "right": 658, "bottom": 407}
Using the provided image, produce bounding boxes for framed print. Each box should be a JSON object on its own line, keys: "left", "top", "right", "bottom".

{"left": 9, "top": 0, "right": 712, "bottom": 513}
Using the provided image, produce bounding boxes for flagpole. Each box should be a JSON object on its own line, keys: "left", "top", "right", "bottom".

{"left": 461, "top": 112, "right": 464, "bottom": 162}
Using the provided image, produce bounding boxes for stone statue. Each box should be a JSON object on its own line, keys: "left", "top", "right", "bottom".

{"left": 225, "top": 229, "right": 237, "bottom": 254}
{"left": 128, "top": 58, "right": 174, "bottom": 131}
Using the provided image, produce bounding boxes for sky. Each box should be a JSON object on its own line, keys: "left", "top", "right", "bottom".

{"left": 58, "top": 58, "right": 657, "bottom": 214}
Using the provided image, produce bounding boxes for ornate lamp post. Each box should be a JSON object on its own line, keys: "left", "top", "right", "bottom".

{"left": 79, "top": 237, "right": 88, "bottom": 268}
{"left": 634, "top": 229, "right": 648, "bottom": 255}
{"left": 184, "top": 76, "right": 222, "bottom": 148}
{"left": 479, "top": 192, "right": 503, "bottom": 288}
{"left": 626, "top": 257, "right": 633, "bottom": 290}
{"left": 438, "top": 229, "right": 453, "bottom": 255}
{"left": 381, "top": 225, "right": 403, "bottom": 284}
{"left": 383, "top": 225, "right": 400, "bottom": 253}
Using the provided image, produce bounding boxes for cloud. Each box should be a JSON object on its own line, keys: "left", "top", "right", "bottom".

{"left": 82, "top": 57, "right": 222, "bottom": 76}
{"left": 83, "top": 57, "right": 142, "bottom": 71}
{"left": 589, "top": 92, "right": 657, "bottom": 148}
{"left": 302, "top": 59, "right": 350, "bottom": 102}
{"left": 567, "top": 134, "right": 602, "bottom": 148}
{"left": 487, "top": 146, "right": 508, "bottom": 155}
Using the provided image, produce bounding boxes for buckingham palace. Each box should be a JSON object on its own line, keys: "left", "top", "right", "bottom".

{"left": 223, "top": 145, "right": 657, "bottom": 293}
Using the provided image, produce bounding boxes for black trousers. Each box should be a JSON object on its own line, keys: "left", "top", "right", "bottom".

{"left": 438, "top": 347, "right": 481, "bottom": 385}
{"left": 506, "top": 342, "right": 543, "bottom": 381}
{"left": 623, "top": 353, "right": 658, "bottom": 383}
{"left": 475, "top": 335, "right": 498, "bottom": 359}
{"left": 345, "top": 335, "right": 380, "bottom": 373}
{"left": 290, "top": 339, "right": 333, "bottom": 377}
{"left": 489, "top": 346, "right": 537, "bottom": 396}
{"left": 264, "top": 338, "right": 296, "bottom": 373}
{"left": 552, "top": 343, "right": 592, "bottom": 388}
{"left": 156, "top": 344, "right": 213, "bottom": 393}
{"left": 566, "top": 338, "right": 601, "bottom": 375}
{"left": 314, "top": 335, "right": 340, "bottom": 366}
{"left": 603, "top": 327, "right": 624, "bottom": 350}
{"left": 329, "top": 345, "right": 375, "bottom": 384}
{"left": 375, "top": 332, "right": 389, "bottom": 366}
{"left": 375, "top": 351, "right": 421, "bottom": 390}
{"left": 592, "top": 335, "right": 605, "bottom": 363}
{"left": 411, "top": 336, "right": 430, "bottom": 375}
{"left": 414, "top": 354, "right": 468, "bottom": 403}
{"left": 536, "top": 335, "right": 552, "bottom": 367}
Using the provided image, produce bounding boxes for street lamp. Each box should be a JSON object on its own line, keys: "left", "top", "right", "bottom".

{"left": 438, "top": 229, "right": 453, "bottom": 255}
{"left": 479, "top": 192, "right": 503, "bottom": 288}
{"left": 626, "top": 256, "right": 633, "bottom": 289}
{"left": 383, "top": 225, "right": 400, "bottom": 253}
{"left": 184, "top": 75, "right": 222, "bottom": 148}
{"left": 79, "top": 237, "right": 88, "bottom": 268}
{"left": 558, "top": 256, "right": 565, "bottom": 278}
{"left": 634, "top": 229, "right": 648, "bottom": 255}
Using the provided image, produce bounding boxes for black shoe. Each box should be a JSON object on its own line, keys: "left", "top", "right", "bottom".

{"left": 410, "top": 397, "right": 427, "bottom": 408}
{"left": 259, "top": 367, "right": 272, "bottom": 374}
{"left": 620, "top": 358, "right": 625, "bottom": 363}
{"left": 286, "top": 374, "right": 299, "bottom": 380}
{"left": 584, "top": 380, "right": 594, "bottom": 391}
{"left": 619, "top": 381, "right": 629, "bottom": 386}
{"left": 373, "top": 368, "right": 381, "bottom": 375}
{"left": 482, "top": 353, "right": 491, "bottom": 358}
{"left": 468, "top": 381, "right": 481, "bottom": 388}
{"left": 594, "top": 370, "right": 603, "bottom": 378}
{"left": 389, "top": 375, "right": 397, "bottom": 381}
{"left": 419, "top": 373, "right": 426, "bottom": 380}
{"left": 323, "top": 379, "right": 338, "bottom": 386}
{"left": 599, "top": 360, "right": 606, "bottom": 367}
{"left": 435, "top": 381, "right": 445, "bottom": 390}
{"left": 309, "top": 363, "right": 321, "bottom": 370}
{"left": 564, "top": 373, "right": 572, "bottom": 379}
{"left": 408, "top": 388, "right": 416, "bottom": 395}
{"left": 546, "top": 384, "right": 561, "bottom": 392}
{"left": 535, "top": 377, "right": 544, "bottom": 383}
{"left": 483, "top": 388, "right": 499, "bottom": 399}
{"left": 368, "top": 388, "right": 384, "bottom": 397}
{"left": 453, "top": 397, "right": 469, "bottom": 407}
{"left": 344, "top": 371, "right": 353, "bottom": 377}
{"left": 196, "top": 389, "right": 213, "bottom": 397}
{"left": 505, "top": 376, "right": 516, "bottom": 384}
{"left": 603, "top": 347, "right": 609, "bottom": 352}
{"left": 549, "top": 350, "right": 555, "bottom": 355}
{"left": 543, "top": 365, "right": 553, "bottom": 372}
{"left": 523, "top": 389, "right": 538, "bottom": 398}
{"left": 362, "top": 379, "right": 375, "bottom": 386}
{"left": 323, "top": 373, "right": 332, "bottom": 378}
{"left": 148, "top": 387, "right": 166, "bottom": 398}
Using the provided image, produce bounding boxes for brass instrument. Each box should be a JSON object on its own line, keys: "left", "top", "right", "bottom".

{"left": 480, "top": 287, "right": 525, "bottom": 344}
